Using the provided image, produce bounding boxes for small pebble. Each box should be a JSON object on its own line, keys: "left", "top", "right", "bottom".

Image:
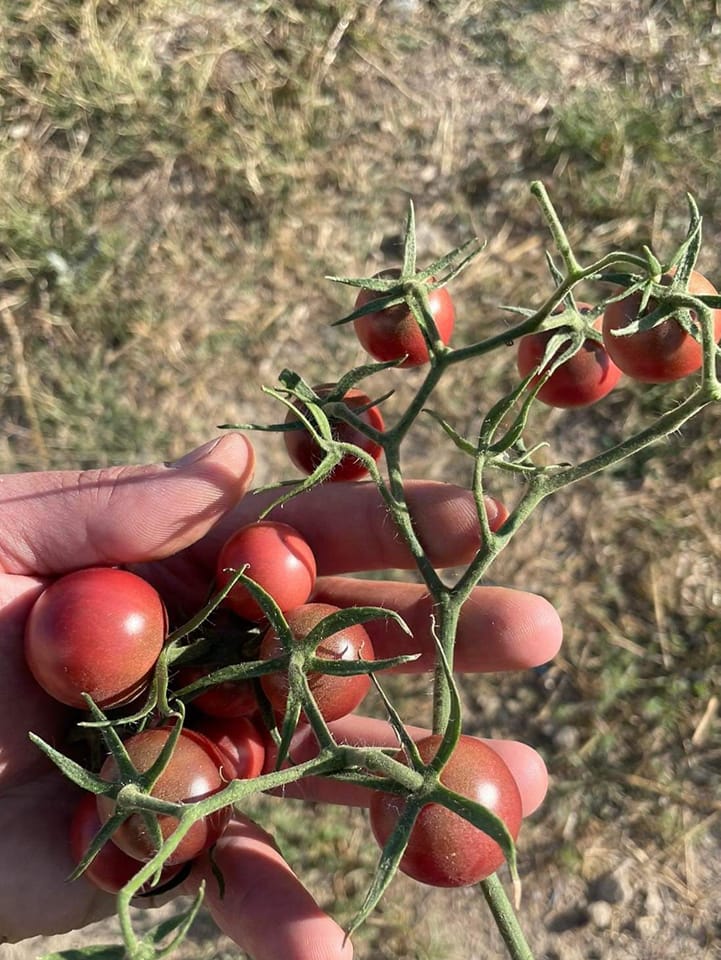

{"left": 587, "top": 900, "right": 613, "bottom": 929}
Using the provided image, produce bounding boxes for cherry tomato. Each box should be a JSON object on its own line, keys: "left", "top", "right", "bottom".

{"left": 353, "top": 268, "right": 455, "bottom": 367}
{"left": 97, "top": 727, "right": 229, "bottom": 865}
{"left": 216, "top": 521, "right": 317, "bottom": 621}
{"left": 191, "top": 716, "right": 266, "bottom": 780}
{"left": 259, "top": 602, "right": 374, "bottom": 722}
{"left": 24, "top": 567, "right": 167, "bottom": 709}
{"left": 517, "top": 305, "right": 622, "bottom": 408}
{"left": 369, "top": 734, "right": 522, "bottom": 887}
{"left": 283, "top": 383, "right": 384, "bottom": 482}
{"left": 175, "top": 664, "right": 259, "bottom": 718}
{"left": 602, "top": 269, "right": 721, "bottom": 382}
{"left": 70, "top": 793, "right": 180, "bottom": 895}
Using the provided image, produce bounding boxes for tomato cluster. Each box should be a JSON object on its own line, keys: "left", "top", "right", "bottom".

{"left": 21, "top": 518, "right": 386, "bottom": 897}
{"left": 19, "top": 188, "right": 721, "bottom": 960}
{"left": 515, "top": 271, "right": 721, "bottom": 408}
{"left": 22, "top": 502, "right": 524, "bottom": 901}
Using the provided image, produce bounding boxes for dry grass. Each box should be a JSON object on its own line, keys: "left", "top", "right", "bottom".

{"left": 2, "top": 1, "right": 721, "bottom": 957}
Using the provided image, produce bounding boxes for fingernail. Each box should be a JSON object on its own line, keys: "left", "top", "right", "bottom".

{"left": 167, "top": 437, "right": 223, "bottom": 468}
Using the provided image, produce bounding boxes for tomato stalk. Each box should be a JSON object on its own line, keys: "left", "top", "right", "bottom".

{"left": 149, "top": 188, "right": 719, "bottom": 958}
{"left": 337, "top": 188, "right": 720, "bottom": 960}
{"left": 481, "top": 874, "right": 535, "bottom": 960}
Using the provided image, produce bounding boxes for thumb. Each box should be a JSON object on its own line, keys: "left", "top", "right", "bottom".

{"left": 0, "top": 433, "right": 255, "bottom": 576}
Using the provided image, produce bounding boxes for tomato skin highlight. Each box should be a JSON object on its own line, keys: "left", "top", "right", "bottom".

{"left": 353, "top": 269, "right": 455, "bottom": 367}
{"left": 97, "top": 728, "right": 229, "bottom": 865}
{"left": 517, "top": 308, "right": 622, "bottom": 408}
{"left": 191, "top": 716, "right": 266, "bottom": 780}
{"left": 602, "top": 270, "right": 721, "bottom": 383}
{"left": 216, "top": 521, "right": 317, "bottom": 622}
{"left": 69, "top": 793, "right": 180, "bottom": 894}
{"left": 283, "top": 384, "right": 384, "bottom": 482}
{"left": 259, "top": 602, "right": 375, "bottom": 722}
{"left": 24, "top": 567, "right": 167, "bottom": 709}
{"left": 369, "top": 735, "right": 522, "bottom": 887}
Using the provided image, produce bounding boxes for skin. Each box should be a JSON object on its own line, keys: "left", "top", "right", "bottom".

{"left": 0, "top": 432, "right": 562, "bottom": 959}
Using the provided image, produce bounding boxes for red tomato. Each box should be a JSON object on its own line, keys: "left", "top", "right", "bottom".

{"left": 97, "top": 728, "right": 229, "bottom": 865}
{"left": 353, "top": 268, "right": 455, "bottom": 367}
{"left": 517, "top": 306, "right": 622, "bottom": 408}
{"left": 175, "top": 664, "right": 258, "bottom": 718}
{"left": 191, "top": 716, "right": 266, "bottom": 780}
{"left": 369, "top": 735, "right": 522, "bottom": 887}
{"left": 259, "top": 602, "right": 374, "bottom": 722}
{"left": 24, "top": 567, "right": 167, "bottom": 709}
{"left": 283, "top": 383, "right": 384, "bottom": 482}
{"left": 70, "top": 793, "right": 180, "bottom": 894}
{"left": 216, "top": 521, "right": 317, "bottom": 621}
{"left": 602, "top": 269, "right": 721, "bottom": 382}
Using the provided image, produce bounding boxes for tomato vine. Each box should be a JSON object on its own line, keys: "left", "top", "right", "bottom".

{"left": 28, "top": 182, "right": 721, "bottom": 960}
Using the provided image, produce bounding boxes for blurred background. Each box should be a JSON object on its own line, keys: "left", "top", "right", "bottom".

{"left": 2, "top": 1, "right": 720, "bottom": 958}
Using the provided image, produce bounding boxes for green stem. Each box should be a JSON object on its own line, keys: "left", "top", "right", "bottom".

{"left": 529, "top": 181, "right": 581, "bottom": 273}
{"left": 446, "top": 248, "right": 649, "bottom": 369}
{"left": 541, "top": 384, "right": 716, "bottom": 494}
{"left": 481, "top": 874, "right": 535, "bottom": 960}
{"left": 429, "top": 593, "right": 461, "bottom": 735}
{"left": 382, "top": 447, "right": 445, "bottom": 596}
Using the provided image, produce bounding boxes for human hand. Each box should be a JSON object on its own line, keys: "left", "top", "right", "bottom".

{"left": 0, "top": 433, "right": 561, "bottom": 960}
{"left": 0, "top": 435, "right": 255, "bottom": 946}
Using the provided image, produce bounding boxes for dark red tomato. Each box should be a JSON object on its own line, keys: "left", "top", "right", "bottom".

{"left": 369, "top": 734, "right": 523, "bottom": 887}
{"left": 283, "top": 383, "right": 384, "bottom": 482}
{"left": 97, "top": 728, "right": 229, "bottom": 865}
{"left": 602, "top": 269, "right": 721, "bottom": 382}
{"left": 24, "top": 567, "right": 167, "bottom": 709}
{"left": 517, "top": 306, "right": 622, "bottom": 408}
{"left": 259, "top": 602, "right": 374, "bottom": 722}
{"left": 216, "top": 521, "right": 317, "bottom": 621}
{"left": 175, "top": 664, "right": 258, "bottom": 718}
{"left": 70, "top": 793, "right": 180, "bottom": 895}
{"left": 192, "top": 716, "right": 266, "bottom": 780}
{"left": 353, "top": 268, "right": 455, "bottom": 367}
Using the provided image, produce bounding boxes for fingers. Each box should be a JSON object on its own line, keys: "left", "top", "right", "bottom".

{"left": 487, "top": 739, "right": 548, "bottom": 816}
{"left": 186, "top": 816, "right": 353, "bottom": 960}
{"left": 0, "top": 434, "right": 254, "bottom": 576}
{"left": 203, "top": 480, "right": 507, "bottom": 575}
{"left": 0, "top": 575, "right": 75, "bottom": 788}
{"left": 263, "top": 717, "right": 548, "bottom": 818}
{"left": 312, "top": 577, "right": 563, "bottom": 672}
{"left": 0, "top": 775, "right": 113, "bottom": 941}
